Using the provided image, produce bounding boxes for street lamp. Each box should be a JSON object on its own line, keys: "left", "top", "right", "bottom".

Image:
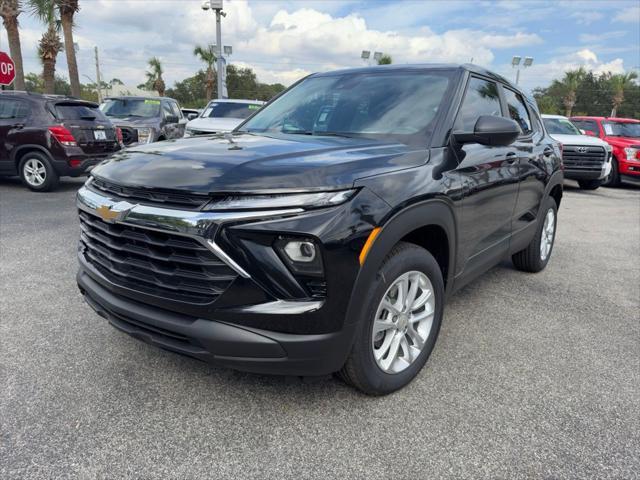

{"left": 202, "top": 0, "right": 226, "bottom": 99}
{"left": 512, "top": 55, "right": 533, "bottom": 85}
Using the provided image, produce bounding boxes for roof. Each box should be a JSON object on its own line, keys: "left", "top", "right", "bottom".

{"left": 206, "top": 98, "right": 265, "bottom": 105}
{"left": 312, "top": 63, "right": 515, "bottom": 89}
{"left": 104, "top": 95, "right": 178, "bottom": 102}
{"left": 0, "top": 91, "right": 96, "bottom": 106}
{"left": 571, "top": 116, "right": 640, "bottom": 123}
{"left": 541, "top": 114, "right": 568, "bottom": 119}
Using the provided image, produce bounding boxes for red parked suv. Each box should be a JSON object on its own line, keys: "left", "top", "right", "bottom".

{"left": 570, "top": 116, "right": 640, "bottom": 187}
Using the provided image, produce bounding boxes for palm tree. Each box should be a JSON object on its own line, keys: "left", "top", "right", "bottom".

{"left": 55, "top": 0, "right": 80, "bottom": 97}
{"left": 559, "top": 68, "right": 585, "bottom": 117}
{"left": 609, "top": 72, "right": 638, "bottom": 117}
{"left": 145, "top": 56, "right": 165, "bottom": 96}
{"left": 0, "top": 0, "right": 25, "bottom": 90}
{"left": 193, "top": 44, "right": 216, "bottom": 101}
{"left": 377, "top": 54, "right": 392, "bottom": 65}
{"left": 29, "top": 0, "right": 62, "bottom": 94}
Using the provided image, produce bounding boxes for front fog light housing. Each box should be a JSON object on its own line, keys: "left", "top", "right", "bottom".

{"left": 284, "top": 241, "right": 316, "bottom": 263}
{"left": 275, "top": 237, "right": 323, "bottom": 276}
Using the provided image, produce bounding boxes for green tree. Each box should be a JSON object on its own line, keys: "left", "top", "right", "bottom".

{"left": 558, "top": 68, "right": 586, "bottom": 117}
{"left": 377, "top": 54, "right": 392, "bottom": 65}
{"left": 145, "top": 56, "right": 165, "bottom": 96}
{"left": 29, "top": 0, "right": 62, "bottom": 94}
{"left": 193, "top": 44, "right": 216, "bottom": 101}
{"left": 609, "top": 72, "right": 638, "bottom": 117}
{"left": 0, "top": 0, "right": 26, "bottom": 90}
{"left": 55, "top": 0, "right": 80, "bottom": 97}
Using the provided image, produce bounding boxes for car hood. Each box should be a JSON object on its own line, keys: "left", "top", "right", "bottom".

{"left": 549, "top": 134, "right": 611, "bottom": 148}
{"left": 186, "top": 117, "right": 242, "bottom": 132}
{"left": 91, "top": 133, "right": 427, "bottom": 194}
{"left": 603, "top": 136, "right": 640, "bottom": 147}
{"left": 107, "top": 116, "right": 157, "bottom": 128}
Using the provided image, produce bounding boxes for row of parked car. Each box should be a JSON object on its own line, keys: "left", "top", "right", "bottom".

{"left": 0, "top": 89, "right": 638, "bottom": 192}
{"left": 0, "top": 91, "right": 264, "bottom": 191}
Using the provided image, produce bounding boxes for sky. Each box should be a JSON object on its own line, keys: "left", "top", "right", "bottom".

{"left": 1, "top": 0, "right": 639, "bottom": 94}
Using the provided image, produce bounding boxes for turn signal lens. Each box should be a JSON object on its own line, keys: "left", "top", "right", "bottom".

{"left": 48, "top": 126, "right": 77, "bottom": 146}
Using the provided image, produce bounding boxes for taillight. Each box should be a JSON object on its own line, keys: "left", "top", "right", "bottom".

{"left": 115, "top": 127, "right": 123, "bottom": 145}
{"left": 48, "top": 126, "right": 77, "bottom": 146}
{"left": 69, "top": 159, "right": 83, "bottom": 168}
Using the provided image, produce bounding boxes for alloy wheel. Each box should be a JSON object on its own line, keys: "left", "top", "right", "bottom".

{"left": 540, "top": 208, "right": 555, "bottom": 261}
{"left": 372, "top": 270, "right": 435, "bottom": 374}
{"left": 23, "top": 158, "right": 47, "bottom": 187}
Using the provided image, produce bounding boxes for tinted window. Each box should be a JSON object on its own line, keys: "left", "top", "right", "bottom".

{"left": 162, "top": 101, "right": 173, "bottom": 118}
{"left": 543, "top": 117, "right": 581, "bottom": 135}
{"left": 602, "top": 121, "right": 640, "bottom": 138}
{"left": 202, "top": 102, "right": 263, "bottom": 120}
{"left": 100, "top": 99, "right": 161, "bottom": 118}
{"left": 503, "top": 89, "right": 532, "bottom": 135}
{"left": 454, "top": 77, "right": 502, "bottom": 132}
{"left": 0, "top": 99, "right": 29, "bottom": 119}
{"left": 241, "top": 72, "right": 453, "bottom": 145}
{"left": 571, "top": 119, "right": 599, "bottom": 134}
{"left": 54, "top": 104, "right": 107, "bottom": 121}
{"left": 170, "top": 102, "right": 182, "bottom": 119}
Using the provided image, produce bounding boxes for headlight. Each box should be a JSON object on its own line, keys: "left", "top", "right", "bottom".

{"left": 202, "top": 189, "right": 357, "bottom": 211}
{"left": 184, "top": 127, "right": 194, "bottom": 137}
{"left": 136, "top": 127, "right": 153, "bottom": 144}
{"left": 624, "top": 147, "right": 640, "bottom": 161}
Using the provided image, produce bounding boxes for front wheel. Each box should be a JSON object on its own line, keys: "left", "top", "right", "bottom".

{"left": 602, "top": 157, "right": 620, "bottom": 187}
{"left": 578, "top": 179, "right": 601, "bottom": 190}
{"left": 512, "top": 197, "right": 557, "bottom": 273}
{"left": 338, "top": 242, "right": 444, "bottom": 395}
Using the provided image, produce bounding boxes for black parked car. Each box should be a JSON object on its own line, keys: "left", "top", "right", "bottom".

{"left": 76, "top": 64, "right": 563, "bottom": 395}
{"left": 100, "top": 96, "right": 186, "bottom": 146}
{"left": 0, "top": 91, "right": 121, "bottom": 191}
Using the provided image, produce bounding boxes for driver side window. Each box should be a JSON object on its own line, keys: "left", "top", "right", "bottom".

{"left": 454, "top": 77, "right": 502, "bottom": 132}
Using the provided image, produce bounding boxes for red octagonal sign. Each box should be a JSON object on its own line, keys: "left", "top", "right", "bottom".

{"left": 0, "top": 51, "right": 16, "bottom": 86}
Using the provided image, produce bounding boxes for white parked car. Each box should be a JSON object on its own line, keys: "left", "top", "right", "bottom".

{"left": 542, "top": 114, "right": 612, "bottom": 190}
{"left": 184, "top": 99, "right": 265, "bottom": 136}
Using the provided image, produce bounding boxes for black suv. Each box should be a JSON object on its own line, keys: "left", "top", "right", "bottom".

{"left": 100, "top": 96, "right": 186, "bottom": 146}
{"left": 0, "top": 91, "right": 121, "bottom": 191}
{"left": 76, "top": 65, "right": 563, "bottom": 395}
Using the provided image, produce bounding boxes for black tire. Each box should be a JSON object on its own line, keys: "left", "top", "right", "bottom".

{"left": 512, "top": 197, "right": 557, "bottom": 273}
{"left": 602, "top": 157, "right": 620, "bottom": 187}
{"left": 338, "top": 242, "right": 444, "bottom": 395}
{"left": 578, "top": 179, "right": 601, "bottom": 190}
{"left": 18, "top": 152, "right": 59, "bottom": 192}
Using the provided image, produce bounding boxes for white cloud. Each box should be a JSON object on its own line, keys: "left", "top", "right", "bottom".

{"left": 570, "top": 12, "right": 604, "bottom": 25}
{"left": 579, "top": 31, "right": 627, "bottom": 43}
{"left": 613, "top": 5, "right": 640, "bottom": 23}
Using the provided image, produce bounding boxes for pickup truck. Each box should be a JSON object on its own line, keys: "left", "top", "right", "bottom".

{"left": 570, "top": 116, "right": 640, "bottom": 187}
{"left": 76, "top": 64, "right": 563, "bottom": 395}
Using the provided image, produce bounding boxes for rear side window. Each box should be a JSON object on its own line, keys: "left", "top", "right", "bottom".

{"left": 454, "top": 77, "right": 502, "bottom": 132}
{"left": 54, "top": 104, "right": 107, "bottom": 121}
{"left": 0, "top": 99, "right": 29, "bottom": 119}
{"left": 503, "top": 89, "right": 532, "bottom": 135}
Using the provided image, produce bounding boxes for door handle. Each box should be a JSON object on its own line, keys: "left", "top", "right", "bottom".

{"left": 505, "top": 152, "right": 518, "bottom": 164}
{"left": 12, "top": 123, "right": 24, "bottom": 129}
{"left": 543, "top": 147, "right": 553, "bottom": 157}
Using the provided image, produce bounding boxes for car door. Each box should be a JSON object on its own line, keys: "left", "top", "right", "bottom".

{"left": 170, "top": 101, "right": 187, "bottom": 138}
{"left": 452, "top": 76, "right": 520, "bottom": 279}
{"left": 501, "top": 87, "right": 551, "bottom": 242}
{"left": 0, "top": 98, "right": 29, "bottom": 173}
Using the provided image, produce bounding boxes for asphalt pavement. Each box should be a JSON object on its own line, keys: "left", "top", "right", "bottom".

{"left": 1, "top": 176, "right": 639, "bottom": 479}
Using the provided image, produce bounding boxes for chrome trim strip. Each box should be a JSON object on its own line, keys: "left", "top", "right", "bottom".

{"left": 236, "top": 300, "right": 324, "bottom": 314}
{"left": 77, "top": 186, "right": 303, "bottom": 279}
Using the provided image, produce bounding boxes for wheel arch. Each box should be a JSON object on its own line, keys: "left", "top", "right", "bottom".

{"left": 546, "top": 170, "right": 564, "bottom": 209}
{"left": 345, "top": 199, "right": 457, "bottom": 328}
{"left": 11, "top": 145, "right": 55, "bottom": 169}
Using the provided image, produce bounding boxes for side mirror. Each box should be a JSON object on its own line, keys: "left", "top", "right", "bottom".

{"left": 584, "top": 130, "right": 596, "bottom": 137}
{"left": 187, "top": 113, "right": 198, "bottom": 121}
{"left": 579, "top": 129, "right": 586, "bottom": 135}
{"left": 453, "top": 115, "right": 520, "bottom": 147}
{"left": 165, "top": 114, "right": 179, "bottom": 124}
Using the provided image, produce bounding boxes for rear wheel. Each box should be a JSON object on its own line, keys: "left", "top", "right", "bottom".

{"left": 578, "top": 179, "right": 601, "bottom": 190}
{"left": 512, "top": 197, "right": 557, "bottom": 273}
{"left": 19, "top": 152, "right": 59, "bottom": 192}
{"left": 338, "top": 242, "right": 444, "bottom": 395}
{"left": 602, "top": 157, "right": 620, "bottom": 187}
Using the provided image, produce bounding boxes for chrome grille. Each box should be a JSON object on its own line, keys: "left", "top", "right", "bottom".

{"left": 79, "top": 211, "right": 237, "bottom": 304}
{"left": 562, "top": 145, "right": 607, "bottom": 171}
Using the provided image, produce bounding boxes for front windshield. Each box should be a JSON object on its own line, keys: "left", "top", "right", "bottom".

{"left": 603, "top": 121, "right": 640, "bottom": 138}
{"left": 202, "top": 102, "right": 262, "bottom": 119}
{"left": 239, "top": 71, "right": 454, "bottom": 145}
{"left": 100, "top": 99, "right": 161, "bottom": 118}
{"left": 543, "top": 117, "right": 581, "bottom": 135}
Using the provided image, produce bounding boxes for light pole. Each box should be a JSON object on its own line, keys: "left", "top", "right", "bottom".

{"left": 512, "top": 56, "right": 533, "bottom": 85}
{"left": 202, "top": 0, "right": 226, "bottom": 99}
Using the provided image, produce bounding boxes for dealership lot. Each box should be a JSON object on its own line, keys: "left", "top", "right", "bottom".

{"left": 1, "top": 178, "right": 638, "bottom": 479}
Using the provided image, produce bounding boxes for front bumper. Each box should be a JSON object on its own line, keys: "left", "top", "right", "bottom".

{"left": 78, "top": 269, "right": 355, "bottom": 375}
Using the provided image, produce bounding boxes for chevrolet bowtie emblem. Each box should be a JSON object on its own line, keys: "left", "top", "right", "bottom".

{"left": 96, "top": 201, "right": 135, "bottom": 224}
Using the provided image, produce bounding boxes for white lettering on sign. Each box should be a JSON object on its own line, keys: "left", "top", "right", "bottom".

{"left": 0, "top": 62, "right": 14, "bottom": 75}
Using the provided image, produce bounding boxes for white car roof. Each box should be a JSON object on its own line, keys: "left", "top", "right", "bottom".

{"left": 207, "top": 99, "right": 265, "bottom": 105}
{"left": 541, "top": 114, "right": 569, "bottom": 120}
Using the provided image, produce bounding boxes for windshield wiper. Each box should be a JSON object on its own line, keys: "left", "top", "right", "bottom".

{"left": 281, "top": 129, "right": 354, "bottom": 138}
